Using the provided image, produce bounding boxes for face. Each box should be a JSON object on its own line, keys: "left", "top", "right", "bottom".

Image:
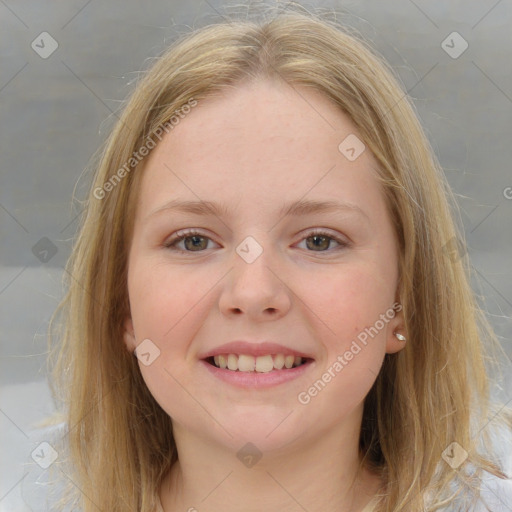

{"left": 124, "top": 79, "right": 405, "bottom": 454}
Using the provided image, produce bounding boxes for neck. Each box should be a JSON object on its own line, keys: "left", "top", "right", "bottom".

{"left": 159, "top": 411, "right": 382, "bottom": 512}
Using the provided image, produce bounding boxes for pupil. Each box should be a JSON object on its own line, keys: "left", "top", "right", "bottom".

{"left": 308, "top": 235, "right": 329, "bottom": 251}
{"left": 185, "top": 235, "right": 206, "bottom": 251}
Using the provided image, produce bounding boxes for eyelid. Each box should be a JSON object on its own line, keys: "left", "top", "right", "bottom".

{"left": 295, "top": 227, "right": 350, "bottom": 251}
{"left": 163, "top": 227, "right": 350, "bottom": 253}
{"left": 163, "top": 228, "right": 219, "bottom": 249}
{"left": 303, "top": 228, "right": 349, "bottom": 243}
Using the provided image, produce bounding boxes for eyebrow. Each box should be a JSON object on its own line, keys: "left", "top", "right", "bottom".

{"left": 146, "top": 198, "right": 369, "bottom": 222}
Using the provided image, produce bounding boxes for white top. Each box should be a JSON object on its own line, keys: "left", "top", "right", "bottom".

{"left": 20, "top": 421, "right": 512, "bottom": 511}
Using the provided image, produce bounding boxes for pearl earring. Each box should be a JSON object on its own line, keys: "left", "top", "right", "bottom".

{"left": 394, "top": 332, "right": 406, "bottom": 342}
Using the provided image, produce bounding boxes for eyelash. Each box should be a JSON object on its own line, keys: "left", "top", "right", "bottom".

{"left": 163, "top": 228, "right": 350, "bottom": 254}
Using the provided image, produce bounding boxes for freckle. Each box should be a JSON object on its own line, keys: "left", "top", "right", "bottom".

{"left": 352, "top": 326, "right": 362, "bottom": 338}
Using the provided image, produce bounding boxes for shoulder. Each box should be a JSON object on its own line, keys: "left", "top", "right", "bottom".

{"left": 438, "top": 415, "right": 512, "bottom": 512}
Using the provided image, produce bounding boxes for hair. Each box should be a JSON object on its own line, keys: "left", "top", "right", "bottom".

{"left": 48, "top": 4, "right": 511, "bottom": 511}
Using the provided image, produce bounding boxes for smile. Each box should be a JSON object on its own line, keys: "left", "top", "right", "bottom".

{"left": 206, "top": 354, "right": 310, "bottom": 372}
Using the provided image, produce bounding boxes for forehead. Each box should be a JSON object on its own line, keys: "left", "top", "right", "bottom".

{"left": 135, "top": 80, "right": 385, "bottom": 222}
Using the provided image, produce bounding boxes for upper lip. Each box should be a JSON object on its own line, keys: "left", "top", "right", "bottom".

{"left": 198, "top": 341, "right": 314, "bottom": 359}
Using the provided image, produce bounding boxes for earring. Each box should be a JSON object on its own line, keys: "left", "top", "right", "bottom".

{"left": 394, "top": 332, "right": 406, "bottom": 342}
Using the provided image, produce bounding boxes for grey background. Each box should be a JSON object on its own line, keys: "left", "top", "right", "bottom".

{"left": 1, "top": 1, "right": 511, "bottom": 510}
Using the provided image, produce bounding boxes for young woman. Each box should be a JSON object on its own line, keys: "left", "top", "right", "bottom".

{"left": 44, "top": 7, "right": 511, "bottom": 512}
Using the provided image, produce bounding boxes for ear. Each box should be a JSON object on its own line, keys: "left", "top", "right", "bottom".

{"left": 123, "top": 316, "right": 137, "bottom": 353}
{"left": 385, "top": 301, "right": 407, "bottom": 355}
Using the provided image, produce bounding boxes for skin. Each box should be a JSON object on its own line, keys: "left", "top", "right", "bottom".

{"left": 123, "top": 79, "right": 407, "bottom": 512}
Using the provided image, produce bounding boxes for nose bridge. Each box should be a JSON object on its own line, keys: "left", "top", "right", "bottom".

{"left": 219, "top": 233, "right": 290, "bottom": 318}
{"left": 233, "top": 233, "right": 280, "bottom": 293}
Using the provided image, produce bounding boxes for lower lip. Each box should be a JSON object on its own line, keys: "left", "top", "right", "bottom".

{"left": 199, "top": 359, "right": 315, "bottom": 388}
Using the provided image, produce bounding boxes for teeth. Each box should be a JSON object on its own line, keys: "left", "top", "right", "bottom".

{"left": 238, "top": 354, "right": 255, "bottom": 372}
{"left": 284, "top": 355, "right": 295, "bottom": 369}
{"left": 255, "top": 355, "right": 274, "bottom": 373}
{"left": 227, "top": 354, "right": 238, "bottom": 371}
{"left": 211, "top": 354, "right": 305, "bottom": 372}
{"left": 273, "top": 354, "right": 285, "bottom": 369}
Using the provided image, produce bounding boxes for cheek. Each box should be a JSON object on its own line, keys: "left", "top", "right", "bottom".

{"left": 128, "top": 250, "right": 396, "bottom": 420}
{"left": 128, "top": 259, "right": 217, "bottom": 342}
{"left": 296, "top": 270, "right": 389, "bottom": 416}
{"left": 127, "top": 261, "right": 216, "bottom": 421}
{"left": 295, "top": 264, "right": 392, "bottom": 398}
{"left": 300, "top": 261, "right": 396, "bottom": 339}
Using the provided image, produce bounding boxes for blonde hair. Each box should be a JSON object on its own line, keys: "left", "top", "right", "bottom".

{"left": 48, "top": 5, "right": 511, "bottom": 511}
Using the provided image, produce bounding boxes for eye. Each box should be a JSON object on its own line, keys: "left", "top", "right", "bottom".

{"left": 296, "top": 229, "right": 349, "bottom": 252}
{"left": 164, "top": 228, "right": 349, "bottom": 254}
{"left": 163, "top": 229, "right": 218, "bottom": 252}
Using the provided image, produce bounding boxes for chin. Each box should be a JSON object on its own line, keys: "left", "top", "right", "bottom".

{"left": 214, "top": 414, "right": 307, "bottom": 455}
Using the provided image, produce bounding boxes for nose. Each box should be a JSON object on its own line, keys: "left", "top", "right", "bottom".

{"left": 218, "top": 239, "right": 292, "bottom": 321}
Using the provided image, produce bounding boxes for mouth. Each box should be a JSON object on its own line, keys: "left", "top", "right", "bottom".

{"left": 204, "top": 354, "right": 313, "bottom": 372}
